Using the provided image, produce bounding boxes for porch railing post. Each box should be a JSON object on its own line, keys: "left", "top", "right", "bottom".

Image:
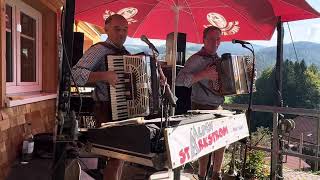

{"left": 271, "top": 113, "right": 279, "bottom": 180}
{"left": 274, "top": 16, "right": 284, "bottom": 180}
{"left": 316, "top": 117, "right": 320, "bottom": 170}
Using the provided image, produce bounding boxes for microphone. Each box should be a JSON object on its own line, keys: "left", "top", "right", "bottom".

{"left": 140, "top": 35, "right": 159, "bottom": 54}
{"left": 232, "top": 39, "right": 250, "bottom": 45}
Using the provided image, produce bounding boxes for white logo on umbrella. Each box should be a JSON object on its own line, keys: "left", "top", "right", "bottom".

{"left": 204, "top": 12, "right": 239, "bottom": 36}
{"left": 103, "top": 7, "right": 138, "bottom": 24}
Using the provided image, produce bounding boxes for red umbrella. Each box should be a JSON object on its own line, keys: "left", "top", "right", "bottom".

{"left": 75, "top": 0, "right": 320, "bottom": 43}
{"left": 74, "top": 0, "right": 320, "bottom": 104}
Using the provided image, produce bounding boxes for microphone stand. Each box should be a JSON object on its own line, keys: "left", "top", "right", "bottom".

{"left": 239, "top": 43, "right": 255, "bottom": 180}
{"left": 149, "top": 48, "right": 176, "bottom": 128}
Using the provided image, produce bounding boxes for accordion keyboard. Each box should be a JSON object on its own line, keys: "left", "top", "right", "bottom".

{"left": 107, "top": 55, "right": 150, "bottom": 120}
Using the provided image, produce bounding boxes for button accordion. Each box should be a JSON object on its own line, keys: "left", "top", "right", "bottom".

{"left": 213, "top": 53, "right": 255, "bottom": 96}
{"left": 107, "top": 55, "right": 159, "bottom": 121}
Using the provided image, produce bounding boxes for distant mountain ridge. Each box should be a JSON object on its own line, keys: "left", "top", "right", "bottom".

{"left": 254, "top": 42, "right": 320, "bottom": 75}
{"left": 125, "top": 42, "right": 267, "bottom": 59}
{"left": 125, "top": 41, "right": 320, "bottom": 75}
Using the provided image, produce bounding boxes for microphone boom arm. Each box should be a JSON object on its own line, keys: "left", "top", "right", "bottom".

{"left": 140, "top": 35, "right": 176, "bottom": 107}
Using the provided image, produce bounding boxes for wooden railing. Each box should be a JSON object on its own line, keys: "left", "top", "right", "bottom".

{"left": 222, "top": 103, "right": 320, "bottom": 180}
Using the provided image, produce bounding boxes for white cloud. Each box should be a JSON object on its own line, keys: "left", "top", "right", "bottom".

{"left": 307, "top": 0, "right": 320, "bottom": 11}
{"left": 307, "top": 24, "right": 320, "bottom": 42}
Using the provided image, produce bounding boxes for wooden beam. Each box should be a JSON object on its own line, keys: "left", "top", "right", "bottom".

{"left": 39, "top": 0, "right": 64, "bottom": 12}
{"left": 316, "top": 117, "right": 320, "bottom": 170}
{"left": 0, "top": 0, "right": 6, "bottom": 107}
{"left": 271, "top": 113, "right": 279, "bottom": 180}
{"left": 76, "top": 21, "right": 102, "bottom": 43}
{"left": 42, "top": 10, "right": 58, "bottom": 93}
{"left": 222, "top": 103, "right": 320, "bottom": 117}
{"left": 22, "top": 0, "right": 63, "bottom": 13}
{"left": 252, "top": 146, "right": 320, "bottom": 162}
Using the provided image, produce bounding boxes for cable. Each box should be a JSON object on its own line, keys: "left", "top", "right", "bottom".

{"left": 77, "top": 158, "right": 101, "bottom": 178}
{"left": 286, "top": 22, "right": 299, "bottom": 62}
{"left": 52, "top": 148, "right": 67, "bottom": 173}
{"left": 186, "top": 162, "right": 199, "bottom": 179}
{"left": 238, "top": 43, "right": 256, "bottom": 179}
{"left": 60, "top": 5, "right": 83, "bottom": 122}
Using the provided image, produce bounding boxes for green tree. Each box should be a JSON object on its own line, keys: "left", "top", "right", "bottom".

{"left": 230, "top": 60, "right": 320, "bottom": 129}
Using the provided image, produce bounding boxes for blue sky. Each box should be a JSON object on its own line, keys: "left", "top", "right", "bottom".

{"left": 103, "top": 0, "right": 320, "bottom": 47}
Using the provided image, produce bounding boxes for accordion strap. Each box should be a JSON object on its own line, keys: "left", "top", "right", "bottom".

{"left": 95, "top": 41, "right": 130, "bottom": 55}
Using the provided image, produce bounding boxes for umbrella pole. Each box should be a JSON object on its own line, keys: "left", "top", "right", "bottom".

{"left": 271, "top": 17, "right": 284, "bottom": 180}
{"left": 171, "top": 5, "right": 179, "bottom": 116}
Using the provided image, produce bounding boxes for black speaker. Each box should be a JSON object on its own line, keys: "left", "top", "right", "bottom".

{"left": 175, "top": 66, "right": 192, "bottom": 115}
{"left": 72, "top": 32, "right": 84, "bottom": 66}
{"left": 165, "top": 32, "right": 187, "bottom": 65}
{"left": 167, "top": 32, "right": 186, "bottom": 52}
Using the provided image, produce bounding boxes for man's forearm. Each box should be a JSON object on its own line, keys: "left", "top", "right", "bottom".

{"left": 87, "top": 71, "right": 109, "bottom": 83}
{"left": 176, "top": 71, "right": 203, "bottom": 88}
{"left": 192, "top": 71, "right": 204, "bottom": 84}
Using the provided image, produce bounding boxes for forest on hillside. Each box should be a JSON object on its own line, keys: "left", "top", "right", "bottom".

{"left": 230, "top": 60, "right": 320, "bottom": 129}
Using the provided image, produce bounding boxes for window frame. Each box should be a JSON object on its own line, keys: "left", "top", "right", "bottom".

{"left": 5, "top": 0, "right": 42, "bottom": 94}
{"left": 5, "top": 1, "right": 17, "bottom": 87}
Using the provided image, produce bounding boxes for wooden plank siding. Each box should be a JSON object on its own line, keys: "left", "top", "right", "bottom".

{"left": 41, "top": 8, "right": 59, "bottom": 93}
{"left": 0, "top": 0, "right": 5, "bottom": 107}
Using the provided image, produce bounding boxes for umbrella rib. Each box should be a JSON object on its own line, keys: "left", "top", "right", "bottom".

{"left": 169, "top": 0, "right": 177, "bottom": 7}
{"left": 155, "top": 0, "right": 175, "bottom": 8}
{"left": 183, "top": 0, "right": 201, "bottom": 42}
{"left": 76, "top": 0, "right": 120, "bottom": 15}
{"left": 132, "top": 0, "right": 164, "bottom": 37}
{"left": 129, "top": 1, "right": 164, "bottom": 6}
{"left": 154, "top": 8, "right": 190, "bottom": 14}
{"left": 215, "top": 0, "right": 269, "bottom": 39}
{"left": 188, "top": 0, "right": 211, "bottom": 6}
{"left": 259, "top": 16, "right": 277, "bottom": 24}
{"left": 76, "top": 0, "right": 160, "bottom": 15}
{"left": 180, "top": 6, "right": 228, "bottom": 9}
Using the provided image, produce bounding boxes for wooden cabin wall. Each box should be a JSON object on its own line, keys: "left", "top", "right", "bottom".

{"left": 0, "top": 0, "right": 63, "bottom": 178}
{"left": 0, "top": 100, "right": 56, "bottom": 178}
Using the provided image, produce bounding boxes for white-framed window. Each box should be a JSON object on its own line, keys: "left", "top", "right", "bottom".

{"left": 5, "top": 0, "right": 42, "bottom": 94}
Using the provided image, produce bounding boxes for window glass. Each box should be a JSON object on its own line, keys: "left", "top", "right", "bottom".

{"left": 20, "top": 13, "right": 36, "bottom": 82}
{"left": 6, "top": 4, "right": 13, "bottom": 82}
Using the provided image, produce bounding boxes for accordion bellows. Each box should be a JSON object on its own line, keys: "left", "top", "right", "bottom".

{"left": 216, "top": 53, "right": 256, "bottom": 96}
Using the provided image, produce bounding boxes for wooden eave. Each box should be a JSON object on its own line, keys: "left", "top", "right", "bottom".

{"left": 75, "top": 21, "right": 102, "bottom": 43}
{"left": 39, "top": 0, "right": 64, "bottom": 12}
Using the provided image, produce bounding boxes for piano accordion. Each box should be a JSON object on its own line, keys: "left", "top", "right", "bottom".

{"left": 107, "top": 55, "right": 159, "bottom": 121}
{"left": 213, "top": 53, "right": 255, "bottom": 96}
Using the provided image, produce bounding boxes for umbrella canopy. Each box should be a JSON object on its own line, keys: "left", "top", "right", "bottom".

{"left": 75, "top": 0, "right": 320, "bottom": 43}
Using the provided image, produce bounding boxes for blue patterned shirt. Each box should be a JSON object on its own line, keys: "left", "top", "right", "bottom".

{"left": 71, "top": 39, "right": 129, "bottom": 101}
